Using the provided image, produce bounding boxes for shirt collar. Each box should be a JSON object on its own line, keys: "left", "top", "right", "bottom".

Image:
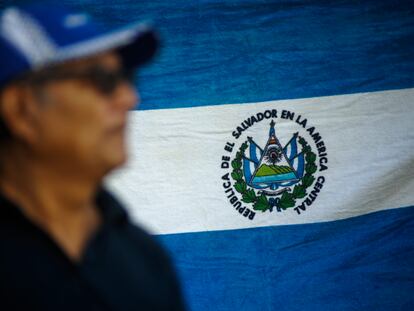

{"left": 95, "top": 187, "right": 128, "bottom": 226}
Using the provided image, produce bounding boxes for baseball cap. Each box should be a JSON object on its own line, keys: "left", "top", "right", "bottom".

{"left": 0, "top": 4, "right": 158, "bottom": 87}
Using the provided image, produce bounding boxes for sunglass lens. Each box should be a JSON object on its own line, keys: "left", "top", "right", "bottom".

{"left": 95, "top": 68, "right": 135, "bottom": 94}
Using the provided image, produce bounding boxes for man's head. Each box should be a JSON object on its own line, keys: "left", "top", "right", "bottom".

{"left": 0, "top": 51, "right": 137, "bottom": 179}
{"left": 0, "top": 4, "right": 158, "bottom": 181}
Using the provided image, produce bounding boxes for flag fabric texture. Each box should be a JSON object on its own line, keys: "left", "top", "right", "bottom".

{"left": 103, "top": 1, "right": 414, "bottom": 310}
{"left": 4, "top": 0, "right": 410, "bottom": 310}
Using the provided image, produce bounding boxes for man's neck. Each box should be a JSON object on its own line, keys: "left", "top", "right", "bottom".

{"left": 0, "top": 150, "right": 103, "bottom": 262}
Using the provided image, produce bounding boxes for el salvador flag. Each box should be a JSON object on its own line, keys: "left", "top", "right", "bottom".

{"left": 93, "top": 0, "right": 413, "bottom": 310}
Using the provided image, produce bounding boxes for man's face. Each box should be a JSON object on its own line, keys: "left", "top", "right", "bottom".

{"left": 24, "top": 52, "right": 138, "bottom": 179}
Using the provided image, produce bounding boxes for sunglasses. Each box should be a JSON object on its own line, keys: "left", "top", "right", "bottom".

{"left": 20, "top": 66, "right": 135, "bottom": 95}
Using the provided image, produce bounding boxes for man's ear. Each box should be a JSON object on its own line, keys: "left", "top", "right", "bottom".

{"left": 0, "top": 85, "right": 40, "bottom": 145}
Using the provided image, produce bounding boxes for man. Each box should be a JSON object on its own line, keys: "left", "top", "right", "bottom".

{"left": 0, "top": 4, "right": 186, "bottom": 310}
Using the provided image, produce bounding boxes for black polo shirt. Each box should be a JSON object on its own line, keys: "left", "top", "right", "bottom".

{"left": 0, "top": 189, "right": 186, "bottom": 311}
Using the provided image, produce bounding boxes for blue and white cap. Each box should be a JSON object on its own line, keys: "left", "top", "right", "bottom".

{"left": 0, "top": 4, "right": 158, "bottom": 87}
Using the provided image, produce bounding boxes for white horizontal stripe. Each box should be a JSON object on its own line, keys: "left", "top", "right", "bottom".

{"left": 106, "top": 88, "right": 414, "bottom": 234}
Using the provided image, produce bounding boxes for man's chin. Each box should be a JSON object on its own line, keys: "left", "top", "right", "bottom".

{"left": 101, "top": 150, "right": 128, "bottom": 175}
{"left": 94, "top": 136, "right": 129, "bottom": 178}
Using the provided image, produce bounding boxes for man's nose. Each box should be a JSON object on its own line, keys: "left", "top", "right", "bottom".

{"left": 112, "top": 82, "right": 139, "bottom": 111}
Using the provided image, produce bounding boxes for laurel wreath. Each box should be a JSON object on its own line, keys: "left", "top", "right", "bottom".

{"left": 231, "top": 136, "right": 317, "bottom": 212}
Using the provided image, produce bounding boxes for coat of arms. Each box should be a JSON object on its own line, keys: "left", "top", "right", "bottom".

{"left": 231, "top": 120, "right": 318, "bottom": 212}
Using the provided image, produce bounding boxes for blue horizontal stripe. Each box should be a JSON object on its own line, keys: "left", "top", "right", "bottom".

{"left": 3, "top": 1, "right": 414, "bottom": 110}
{"left": 81, "top": 0, "right": 414, "bottom": 110}
{"left": 159, "top": 206, "right": 414, "bottom": 311}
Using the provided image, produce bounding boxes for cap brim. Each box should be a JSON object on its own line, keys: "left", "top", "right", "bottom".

{"left": 54, "top": 22, "right": 158, "bottom": 68}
